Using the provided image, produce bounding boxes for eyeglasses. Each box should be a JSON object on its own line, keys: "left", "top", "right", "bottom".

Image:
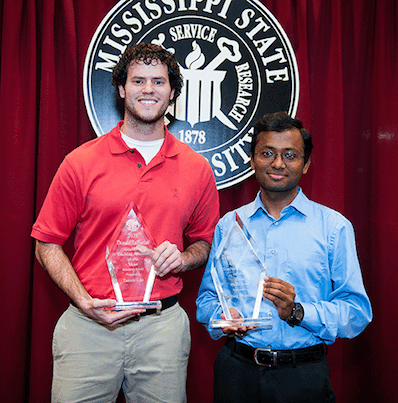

{"left": 255, "top": 150, "right": 305, "bottom": 163}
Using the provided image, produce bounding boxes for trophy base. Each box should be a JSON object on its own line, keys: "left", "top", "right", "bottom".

{"left": 211, "top": 317, "right": 272, "bottom": 329}
{"left": 106, "top": 300, "right": 162, "bottom": 312}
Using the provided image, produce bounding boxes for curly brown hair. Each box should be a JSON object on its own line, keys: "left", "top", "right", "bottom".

{"left": 111, "top": 42, "right": 183, "bottom": 105}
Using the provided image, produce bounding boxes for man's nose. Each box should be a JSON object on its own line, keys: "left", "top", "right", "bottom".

{"left": 142, "top": 81, "right": 154, "bottom": 93}
{"left": 270, "top": 153, "right": 286, "bottom": 168}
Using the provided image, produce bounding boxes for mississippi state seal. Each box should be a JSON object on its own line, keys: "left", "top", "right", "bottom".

{"left": 83, "top": 0, "right": 299, "bottom": 189}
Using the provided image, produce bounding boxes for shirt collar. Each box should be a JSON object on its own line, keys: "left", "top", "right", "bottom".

{"left": 249, "top": 188, "right": 310, "bottom": 219}
{"left": 108, "top": 121, "right": 180, "bottom": 158}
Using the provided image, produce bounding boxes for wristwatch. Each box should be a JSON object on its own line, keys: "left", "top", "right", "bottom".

{"left": 287, "top": 302, "right": 304, "bottom": 327}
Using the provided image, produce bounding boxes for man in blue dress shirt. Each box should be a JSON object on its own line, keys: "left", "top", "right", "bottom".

{"left": 196, "top": 111, "right": 372, "bottom": 403}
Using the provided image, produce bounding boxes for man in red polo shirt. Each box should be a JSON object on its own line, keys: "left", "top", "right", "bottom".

{"left": 31, "top": 43, "right": 219, "bottom": 403}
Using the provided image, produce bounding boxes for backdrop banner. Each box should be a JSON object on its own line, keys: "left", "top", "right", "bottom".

{"left": 0, "top": 1, "right": 396, "bottom": 402}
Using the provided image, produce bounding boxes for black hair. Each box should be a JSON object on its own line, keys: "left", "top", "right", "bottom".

{"left": 251, "top": 111, "right": 313, "bottom": 163}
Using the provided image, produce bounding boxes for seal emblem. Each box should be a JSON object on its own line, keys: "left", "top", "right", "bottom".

{"left": 83, "top": 0, "right": 299, "bottom": 189}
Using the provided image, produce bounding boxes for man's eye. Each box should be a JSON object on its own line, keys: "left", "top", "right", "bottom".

{"left": 263, "top": 150, "right": 274, "bottom": 157}
{"left": 283, "top": 152, "right": 296, "bottom": 160}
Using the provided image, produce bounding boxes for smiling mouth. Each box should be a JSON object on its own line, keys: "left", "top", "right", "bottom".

{"left": 268, "top": 172, "right": 286, "bottom": 180}
{"left": 139, "top": 99, "right": 157, "bottom": 104}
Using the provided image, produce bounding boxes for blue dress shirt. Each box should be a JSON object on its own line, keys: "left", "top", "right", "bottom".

{"left": 196, "top": 189, "right": 372, "bottom": 350}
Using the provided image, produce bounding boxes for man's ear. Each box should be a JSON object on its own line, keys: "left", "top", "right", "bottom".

{"left": 169, "top": 88, "right": 175, "bottom": 103}
{"left": 302, "top": 157, "right": 311, "bottom": 174}
{"left": 118, "top": 85, "right": 126, "bottom": 99}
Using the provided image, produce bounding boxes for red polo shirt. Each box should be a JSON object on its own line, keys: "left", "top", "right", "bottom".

{"left": 31, "top": 122, "right": 219, "bottom": 300}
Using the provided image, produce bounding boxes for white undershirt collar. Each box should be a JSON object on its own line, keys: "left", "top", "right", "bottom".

{"left": 121, "top": 131, "right": 164, "bottom": 165}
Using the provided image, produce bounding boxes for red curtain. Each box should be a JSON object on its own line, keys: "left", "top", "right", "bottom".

{"left": 1, "top": 0, "right": 396, "bottom": 402}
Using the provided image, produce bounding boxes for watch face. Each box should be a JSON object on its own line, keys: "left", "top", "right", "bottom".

{"left": 294, "top": 304, "right": 304, "bottom": 321}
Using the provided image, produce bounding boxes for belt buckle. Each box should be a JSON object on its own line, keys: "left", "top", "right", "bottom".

{"left": 254, "top": 348, "right": 278, "bottom": 367}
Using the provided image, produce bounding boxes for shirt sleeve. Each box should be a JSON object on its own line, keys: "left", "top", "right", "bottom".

{"left": 300, "top": 219, "right": 372, "bottom": 342}
{"left": 31, "top": 157, "right": 81, "bottom": 245}
{"left": 184, "top": 160, "right": 220, "bottom": 246}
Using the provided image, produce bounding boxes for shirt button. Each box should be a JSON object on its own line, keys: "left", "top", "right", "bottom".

{"left": 137, "top": 163, "right": 142, "bottom": 167}
{"left": 274, "top": 222, "right": 278, "bottom": 226}
{"left": 271, "top": 249, "right": 275, "bottom": 254}
{"left": 130, "top": 149, "right": 134, "bottom": 153}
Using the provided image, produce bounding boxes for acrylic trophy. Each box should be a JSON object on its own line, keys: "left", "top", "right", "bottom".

{"left": 106, "top": 202, "right": 161, "bottom": 312}
{"left": 210, "top": 212, "right": 272, "bottom": 329}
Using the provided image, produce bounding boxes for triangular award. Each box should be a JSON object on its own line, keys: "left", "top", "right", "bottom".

{"left": 210, "top": 213, "right": 272, "bottom": 329}
{"left": 106, "top": 201, "right": 161, "bottom": 311}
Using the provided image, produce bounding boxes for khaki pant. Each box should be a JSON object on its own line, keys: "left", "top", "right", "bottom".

{"left": 52, "top": 302, "right": 190, "bottom": 403}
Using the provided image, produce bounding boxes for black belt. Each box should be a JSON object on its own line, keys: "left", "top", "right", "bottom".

{"left": 70, "top": 295, "right": 178, "bottom": 316}
{"left": 227, "top": 338, "right": 325, "bottom": 368}
{"left": 140, "top": 295, "right": 178, "bottom": 317}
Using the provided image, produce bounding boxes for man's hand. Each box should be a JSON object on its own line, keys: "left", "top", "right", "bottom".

{"left": 78, "top": 298, "right": 144, "bottom": 327}
{"left": 262, "top": 276, "right": 295, "bottom": 320}
{"left": 152, "top": 241, "right": 183, "bottom": 277}
{"left": 220, "top": 308, "right": 255, "bottom": 337}
{"left": 35, "top": 241, "right": 143, "bottom": 327}
{"left": 151, "top": 239, "right": 211, "bottom": 277}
